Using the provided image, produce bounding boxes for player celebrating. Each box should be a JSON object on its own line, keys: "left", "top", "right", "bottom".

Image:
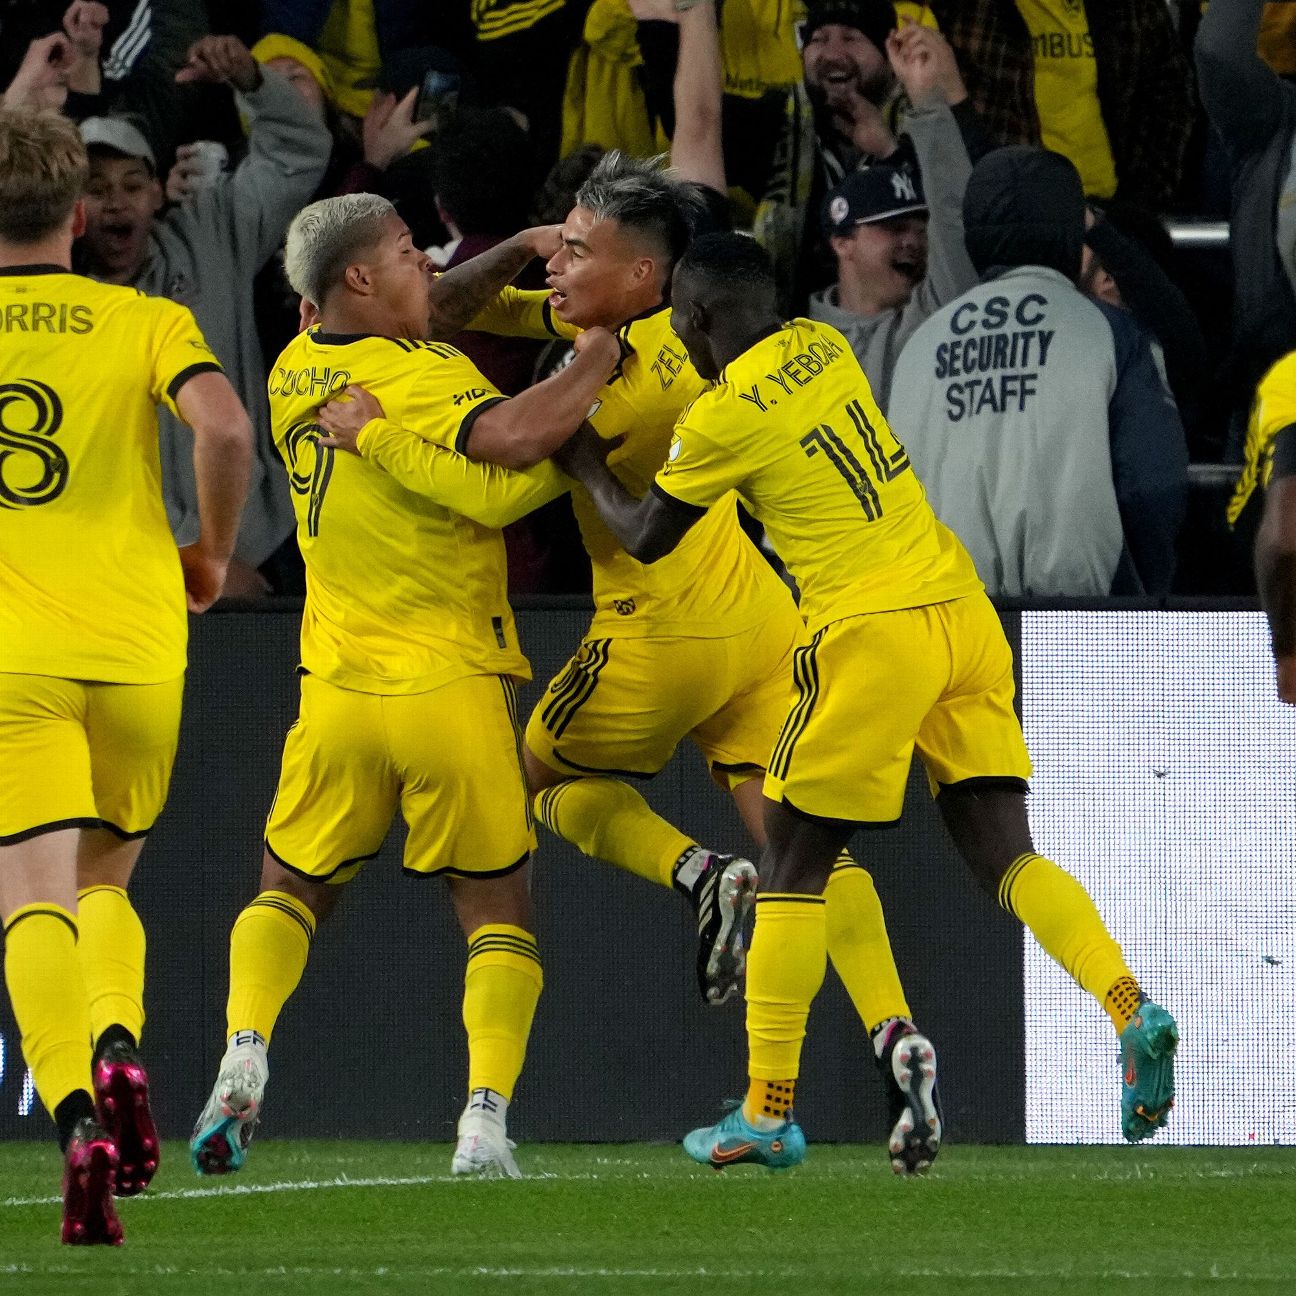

{"left": 559, "top": 231, "right": 1179, "bottom": 1168}
{"left": 318, "top": 152, "right": 943, "bottom": 1174}
{"left": 0, "top": 107, "right": 252, "bottom": 1242}
{"left": 189, "top": 193, "right": 621, "bottom": 1180}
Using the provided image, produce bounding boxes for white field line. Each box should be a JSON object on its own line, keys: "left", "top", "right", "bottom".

{"left": 4, "top": 1158, "right": 1281, "bottom": 1209}
{"left": 0, "top": 1263, "right": 1291, "bottom": 1282}
{"left": 2, "top": 1169, "right": 604, "bottom": 1209}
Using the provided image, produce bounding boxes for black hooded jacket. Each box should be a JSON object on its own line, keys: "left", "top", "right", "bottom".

{"left": 963, "top": 146, "right": 1086, "bottom": 282}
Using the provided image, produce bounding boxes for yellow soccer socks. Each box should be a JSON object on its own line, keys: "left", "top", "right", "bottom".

{"left": 743, "top": 894, "right": 827, "bottom": 1129}
{"left": 824, "top": 853, "right": 912, "bottom": 1035}
{"left": 3, "top": 903, "right": 93, "bottom": 1141}
{"left": 462, "top": 924, "right": 543, "bottom": 1121}
{"left": 76, "top": 884, "right": 146, "bottom": 1048}
{"left": 225, "top": 891, "right": 316, "bottom": 1045}
{"left": 999, "top": 852, "right": 1141, "bottom": 1032}
{"left": 535, "top": 777, "right": 693, "bottom": 890}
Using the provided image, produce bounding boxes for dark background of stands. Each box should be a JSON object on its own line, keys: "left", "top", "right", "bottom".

{"left": 0, "top": 601, "right": 1035, "bottom": 1147}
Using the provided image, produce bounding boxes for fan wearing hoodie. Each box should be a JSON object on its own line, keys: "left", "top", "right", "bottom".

{"left": 808, "top": 22, "right": 977, "bottom": 410}
{"left": 75, "top": 36, "right": 332, "bottom": 596}
{"left": 888, "top": 146, "right": 1188, "bottom": 598}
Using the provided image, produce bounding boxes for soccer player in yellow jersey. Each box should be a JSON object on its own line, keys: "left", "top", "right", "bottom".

{"left": 0, "top": 108, "right": 252, "bottom": 1242}
{"left": 188, "top": 193, "right": 621, "bottom": 1180}
{"left": 1232, "top": 351, "right": 1296, "bottom": 703}
{"left": 318, "top": 151, "right": 941, "bottom": 1175}
{"left": 561, "top": 231, "right": 1180, "bottom": 1168}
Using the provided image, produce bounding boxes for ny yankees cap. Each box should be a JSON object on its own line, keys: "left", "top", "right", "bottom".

{"left": 821, "top": 162, "right": 927, "bottom": 237}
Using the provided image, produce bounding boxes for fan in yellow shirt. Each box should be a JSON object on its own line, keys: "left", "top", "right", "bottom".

{"left": 189, "top": 193, "right": 621, "bottom": 1184}
{"left": 0, "top": 108, "right": 252, "bottom": 1245}
{"left": 560, "top": 230, "right": 1178, "bottom": 1170}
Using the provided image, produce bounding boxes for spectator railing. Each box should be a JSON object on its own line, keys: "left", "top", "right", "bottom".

{"left": 1165, "top": 220, "right": 1230, "bottom": 249}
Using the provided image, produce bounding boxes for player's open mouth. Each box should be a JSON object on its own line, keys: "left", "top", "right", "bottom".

{"left": 893, "top": 258, "right": 923, "bottom": 283}
{"left": 548, "top": 288, "right": 568, "bottom": 310}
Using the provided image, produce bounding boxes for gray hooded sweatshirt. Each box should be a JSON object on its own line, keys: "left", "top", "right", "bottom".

{"left": 887, "top": 147, "right": 1188, "bottom": 596}
{"left": 115, "top": 68, "right": 332, "bottom": 566}
{"left": 807, "top": 101, "right": 978, "bottom": 411}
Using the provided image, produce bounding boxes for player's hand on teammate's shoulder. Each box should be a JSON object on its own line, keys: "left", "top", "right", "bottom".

{"left": 178, "top": 543, "right": 231, "bottom": 613}
{"left": 176, "top": 35, "right": 261, "bottom": 94}
{"left": 317, "top": 385, "right": 386, "bottom": 455}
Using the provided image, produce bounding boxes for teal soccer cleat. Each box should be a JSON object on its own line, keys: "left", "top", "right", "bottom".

{"left": 683, "top": 1102, "right": 807, "bottom": 1171}
{"left": 190, "top": 1038, "right": 268, "bottom": 1174}
{"left": 1120, "top": 1000, "right": 1178, "bottom": 1142}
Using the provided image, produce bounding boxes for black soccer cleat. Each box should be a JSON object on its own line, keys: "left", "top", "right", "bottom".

{"left": 689, "top": 853, "right": 758, "bottom": 1005}
{"left": 876, "top": 1022, "right": 943, "bottom": 1176}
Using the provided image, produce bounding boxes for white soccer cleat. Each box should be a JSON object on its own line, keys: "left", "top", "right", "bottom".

{"left": 451, "top": 1114, "right": 523, "bottom": 1179}
{"left": 190, "top": 1037, "right": 268, "bottom": 1175}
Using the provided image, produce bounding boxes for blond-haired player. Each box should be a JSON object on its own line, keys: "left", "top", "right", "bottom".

{"left": 0, "top": 107, "right": 251, "bottom": 1242}
{"left": 317, "top": 151, "right": 938, "bottom": 1176}
{"left": 189, "top": 194, "right": 621, "bottom": 1180}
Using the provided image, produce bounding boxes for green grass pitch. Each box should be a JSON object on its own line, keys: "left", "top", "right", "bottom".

{"left": 4, "top": 1141, "right": 1293, "bottom": 1294}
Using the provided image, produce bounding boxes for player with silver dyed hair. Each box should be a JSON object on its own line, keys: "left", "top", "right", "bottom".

{"left": 307, "top": 131, "right": 957, "bottom": 1183}
{"left": 188, "top": 194, "right": 622, "bottom": 1183}
{"left": 283, "top": 192, "right": 396, "bottom": 308}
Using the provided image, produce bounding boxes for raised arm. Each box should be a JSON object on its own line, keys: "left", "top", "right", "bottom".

{"left": 426, "top": 225, "right": 563, "bottom": 341}
{"left": 889, "top": 24, "right": 976, "bottom": 312}
{"left": 667, "top": 0, "right": 726, "bottom": 195}
{"left": 173, "top": 370, "right": 254, "bottom": 610}
{"left": 175, "top": 38, "right": 333, "bottom": 269}
{"left": 1195, "top": 0, "right": 1285, "bottom": 158}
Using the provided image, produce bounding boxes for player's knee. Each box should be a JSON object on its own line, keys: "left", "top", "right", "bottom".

{"left": 257, "top": 850, "right": 340, "bottom": 922}
{"left": 447, "top": 866, "right": 533, "bottom": 937}
{"left": 522, "top": 743, "right": 567, "bottom": 797}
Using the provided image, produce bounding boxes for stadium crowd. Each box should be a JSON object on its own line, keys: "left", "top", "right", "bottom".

{"left": 0, "top": 0, "right": 1286, "bottom": 598}
{"left": 0, "top": 0, "right": 1291, "bottom": 1249}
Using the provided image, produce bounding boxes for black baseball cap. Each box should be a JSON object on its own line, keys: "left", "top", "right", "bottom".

{"left": 801, "top": 0, "right": 898, "bottom": 53}
{"left": 822, "top": 163, "right": 927, "bottom": 236}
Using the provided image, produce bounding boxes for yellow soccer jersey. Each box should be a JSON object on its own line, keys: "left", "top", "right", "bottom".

{"left": 270, "top": 327, "right": 563, "bottom": 693}
{"left": 471, "top": 288, "right": 789, "bottom": 637}
{"left": 656, "top": 319, "right": 982, "bottom": 633}
{"left": 1229, "top": 350, "right": 1296, "bottom": 526}
{"left": 0, "top": 265, "right": 221, "bottom": 683}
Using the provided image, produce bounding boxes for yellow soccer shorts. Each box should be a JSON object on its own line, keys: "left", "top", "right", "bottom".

{"left": 525, "top": 603, "right": 804, "bottom": 788}
{"left": 0, "top": 672, "right": 183, "bottom": 845}
{"left": 266, "top": 671, "right": 536, "bottom": 883}
{"left": 763, "top": 593, "right": 1033, "bottom": 824}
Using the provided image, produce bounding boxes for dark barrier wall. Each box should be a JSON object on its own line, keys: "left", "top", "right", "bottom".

{"left": 0, "top": 607, "right": 1025, "bottom": 1145}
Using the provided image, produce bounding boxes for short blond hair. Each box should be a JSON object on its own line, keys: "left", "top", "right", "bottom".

{"left": 284, "top": 193, "right": 395, "bottom": 306}
{"left": 0, "top": 108, "right": 88, "bottom": 244}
